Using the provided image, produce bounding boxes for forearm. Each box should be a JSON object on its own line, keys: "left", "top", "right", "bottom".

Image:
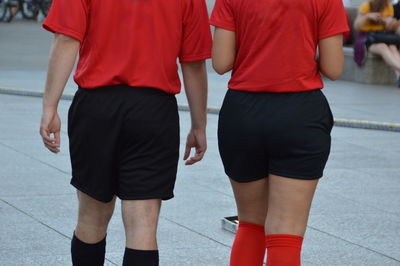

{"left": 181, "top": 61, "right": 208, "bottom": 130}
{"left": 43, "top": 34, "right": 80, "bottom": 110}
{"left": 354, "top": 15, "right": 368, "bottom": 31}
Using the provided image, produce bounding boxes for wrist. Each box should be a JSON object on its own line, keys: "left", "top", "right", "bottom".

{"left": 42, "top": 104, "right": 58, "bottom": 113}
{"left": 191, "top": 124, "right": 206, "bottom": 131}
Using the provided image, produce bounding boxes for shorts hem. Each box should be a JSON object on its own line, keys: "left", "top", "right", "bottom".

{"left": 71, "top": 180, "right": 114, "bottom": 203}
{"left": 268, "top": 170, "right": 322, "bottom": 180}
{"left": 117, "top": 194, "right": 175, "bottom": 201}
{"left": 227, "top": 173, "right": 269, "bottom": 183}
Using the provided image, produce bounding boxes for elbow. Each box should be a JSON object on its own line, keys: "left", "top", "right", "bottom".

{"left": 212, "top": 61, "right": 233, "bottom": 75}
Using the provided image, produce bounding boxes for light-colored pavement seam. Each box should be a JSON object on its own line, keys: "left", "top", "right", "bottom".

{"left": 0, "top": 141, "right": 70, "bottom": 176}
{"left": 308, "top": 225, "right": 400, "bottom": 262}
{"left": 160, "top": 216, "right": 232, "bottom": 249}
{"left": 1, "top": 87, "right": 400, "bottom": 132}
{"left": 0, "top": 198, "right": 119, "bottom": 266}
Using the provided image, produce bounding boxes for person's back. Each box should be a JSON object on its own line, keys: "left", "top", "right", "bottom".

{"left": 40, "top": 0, "right": 211, "bottom": 265}
{"left": 44, "top": 0, "right": 211, "bottom": 93}
{"left": 211, "top": 0, "right": 348, "bottom": 265}
{"left": 211, "top": 0, "right": 347, "bottom": 93}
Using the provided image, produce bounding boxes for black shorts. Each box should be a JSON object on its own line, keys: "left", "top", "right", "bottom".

{"left": 68, "top": 85, "right": 180, "bottom": 203}
{"left": 218, "top": 89, "right": 333, "bottom": 182}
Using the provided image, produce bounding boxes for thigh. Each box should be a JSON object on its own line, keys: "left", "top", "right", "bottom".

{"left": 266, "top": 174, "right": 318, "bottom": 236}
{"left": 369, "top": 43, "right": 390, "bottom": 55}
{"left": 230, "top": 178, "right": 268, "bottom": 226}
{"left": 77, "top": 191, "right": 116, "bottom": 223}
{"left": 218, "top": 90, "right": 269, "bottom": 181}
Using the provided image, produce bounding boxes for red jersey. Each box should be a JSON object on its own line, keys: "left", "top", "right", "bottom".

{"left": 210, "top": 0, "right": 349, "bottom": 93}
{"left": 43, "top": 0, "right": 212, "bottom": 94}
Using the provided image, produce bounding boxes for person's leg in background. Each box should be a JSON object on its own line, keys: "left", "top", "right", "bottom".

{"left": 122, "top": 199, "right": 162, "bottom": 266}
{"left": 72, "top": 191, "right": 116, "bottom": 266}
{"left": 265, "top": 175, "right": 319, "bottom": 266}
{"left": 369, "top": 43, "right": 400, "bottom": 83}
{"left": 229, "top": 178, "right": 268, "bottom": 266}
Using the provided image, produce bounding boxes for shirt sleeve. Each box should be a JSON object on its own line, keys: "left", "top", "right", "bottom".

{"left": 42, "top": 0, "right": 88, "bottom": 42}
{"left": 358, "top": 2, "right": 370, "bottom": 14}
{"left": 318, "top": 0, "right": 350, "bottom": 40}
{"left": 179, "top": 0, "right": 212, "bottom": 63}
{"left": 209, "top": 0, "right": 235, "bottom": 31}
{"left": 388, "top": 5, "right": 394, "bottom": 17}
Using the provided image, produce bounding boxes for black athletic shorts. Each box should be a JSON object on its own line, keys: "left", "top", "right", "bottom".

{"left": 218, "top": 89, "right": 333, "bottom": 182}
{"left": 68, "top": 85, "right": 180, "bottom": 203}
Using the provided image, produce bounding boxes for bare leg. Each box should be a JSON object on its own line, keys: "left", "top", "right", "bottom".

{"left": 230, "top": 178, "right": 269, "bottom": 226}
{"left": 122, "top": 199, "right": 161, "bottom": 250}
{"left": 75, "top": 191, "right": 116, "bottom": 243}
{"left": 229, "top": 178, "right": 268, "bottom": 266}
{"left": 369, "top": 43, "right": 400, "bottom": 73}
{"left": 265, "top": 175, "right": 318, "bottom": 266}
{"left": 266, "top": 174, "right": 318, "bottom": 236}
{"left": 388, "top": 45, "right": 400, "bottom": 78}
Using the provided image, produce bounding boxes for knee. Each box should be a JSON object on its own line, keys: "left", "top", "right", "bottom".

{"left": 371, "top": 43, "right": 390, "bottom": 54}
{"left": 78, "top": 204, "right": 115, "bottom": 229}
{"left": 122, "top": 200, "right": 161, "bottom": 233}
{"left": 266, "top": 214, "right": 306, "bottom": 236}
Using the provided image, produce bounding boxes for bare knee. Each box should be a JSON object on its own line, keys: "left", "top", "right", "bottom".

{"left": 76, "top": 192, "right": 116, "bottom": 243}
{"left": 230, "top": 178, "right": 268, "bottom": 226}
{"left": 122, "top": 199, "right": 161, "bottom": 249}
{"left": 369, "top": 43, "right": 390, "bottom": 55}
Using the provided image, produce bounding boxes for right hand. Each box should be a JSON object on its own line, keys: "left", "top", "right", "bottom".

{"left": 366, "top": 12, "right": 383, "bottom": 23}
{"left": 40, "top": 108, "right": 61, "bottom": 154}
{"left": 183, "top": 128, "right": 207, "bottom": 166}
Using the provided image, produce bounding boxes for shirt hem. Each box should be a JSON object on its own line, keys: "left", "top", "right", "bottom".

{"left": 179, "top": 53, "right": 211, "bottom": 63}
{"left": 318, "top": 27, "right": 350, "bottom": 40}
{"left": 43, "top": 23, "right": 84, "bottom": 42}
{"left": 209, "top": 19, "right": 236, "bottom": 31}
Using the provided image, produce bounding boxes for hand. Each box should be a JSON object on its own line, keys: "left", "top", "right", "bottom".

{"left": 40, "top": 108, "right": 61, "bottom": 153}
{"left": 383, "top": 17, "right": 399, "bottom": 31}
{"left": 183, "top": 128, "right": 207, "bottom": 166}
{"left": 366, "top": 12, "right": 383, "bottom": 22}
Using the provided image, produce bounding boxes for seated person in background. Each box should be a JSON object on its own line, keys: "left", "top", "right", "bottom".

{"left": 354, "top": 0, "right": 400, "bottom": 86}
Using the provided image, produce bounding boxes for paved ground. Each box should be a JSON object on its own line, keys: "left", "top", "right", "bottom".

{"left": 1, "top": 19, "right": 400, "bottom": 266}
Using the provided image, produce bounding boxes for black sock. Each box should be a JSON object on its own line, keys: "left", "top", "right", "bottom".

{"left": 123, "top": 248, "right": 159, "bottom": 266}
{"left": 71, "top": 233, "right": 106, "bottom": 266}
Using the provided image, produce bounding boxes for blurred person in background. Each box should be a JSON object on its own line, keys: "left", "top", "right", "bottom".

{"left": 354, "top": 0, "right": 400, "bottom": 86}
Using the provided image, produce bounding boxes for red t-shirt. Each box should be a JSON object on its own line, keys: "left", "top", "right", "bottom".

{"left": 210, "top": 0, "right": 349, "bottom": 93}
{"left": 43, "top": 0, "right": 212, "bottom": 94}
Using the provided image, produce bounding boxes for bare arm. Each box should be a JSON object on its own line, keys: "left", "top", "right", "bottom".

{"left": 181, "top": 60, "right": 208, "bottom": 165}
{"left": 40, "top": 34, "right": 80, "bottom": 153}
{"left": 212, "top": 27, "right": 236, "bottom": 75}
{"left": 318, "top": 34, "right": 344, "bottom": 81}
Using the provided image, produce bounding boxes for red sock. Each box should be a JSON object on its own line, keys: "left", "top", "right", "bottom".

{"left": 265, "top": 234, "right": 303, "bottom": 266}
{"left": 230, "top": 222, "right": 266, "bottom": 266}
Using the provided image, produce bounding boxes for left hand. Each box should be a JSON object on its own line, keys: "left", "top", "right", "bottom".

{"left": 183, "top": 128, "right": 207, "bottom": 165}
{"left": 40, "top": 108, "right": 61, "bottom": 154}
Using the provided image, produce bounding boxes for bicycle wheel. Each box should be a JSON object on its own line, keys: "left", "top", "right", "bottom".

{"left": 0, "top": 0, "right": 8, "bottom": 22}
{"left": 1, "top": 0, "right": 16, "bottom": 22}
{"left": 39, "top": 0, "right": 51, "bottom": 17}
{"left": 20, "top": 0, "right": 39, "bottom": 19}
